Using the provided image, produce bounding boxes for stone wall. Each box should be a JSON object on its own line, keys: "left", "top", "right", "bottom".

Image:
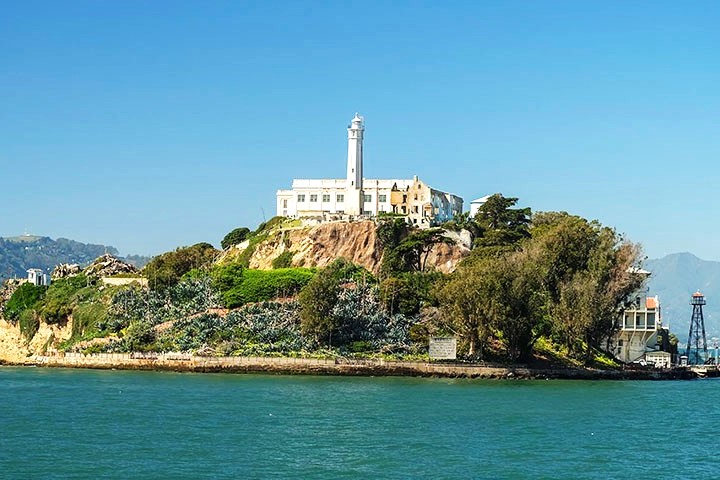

{"left": 8, "top": 352, "right": 695, "bottom": 380}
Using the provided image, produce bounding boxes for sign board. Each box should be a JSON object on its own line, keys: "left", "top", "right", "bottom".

{"left": 429, "top": 337, "right": 457, "bottom": 360}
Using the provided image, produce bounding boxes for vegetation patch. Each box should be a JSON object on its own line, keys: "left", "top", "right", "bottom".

{"left": 271, "top": 251, "right": 294, "bottom": 269}
{"left": 4, "top": 283, "right": 47, "bottom": 322}
{"left": 214, "top": 265, "right": 315, "bottom": 308}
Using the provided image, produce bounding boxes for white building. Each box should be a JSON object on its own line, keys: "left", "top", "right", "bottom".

{"left": 27, "top": 268, "right": 51, "bottom": 286}
{"left": 608, "top": 296, "right": 672, "bottom": 364}
{"left": 276, "top": 114, "right": 463, "bottom": 227}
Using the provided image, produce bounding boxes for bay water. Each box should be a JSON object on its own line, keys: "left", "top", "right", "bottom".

{"left": 1, "top": 366, "right": 718, "bottom": 479}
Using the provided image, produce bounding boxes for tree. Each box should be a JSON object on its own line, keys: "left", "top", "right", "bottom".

{"left": 394, "top": 228, "right": 454, "bottom": 272}
{"left": 143, "top": 243, "right": 219, "bottom": 290}
{"left": 376, "top": 216, "right": 410, "bottom": 276}
{"left": 221, "top": 227, "right": 251, "bottom": 250}
{"left": 379, "top": 272, "right": 442, "bottom": 316}
{"left": 474, "top": 194, "right": 531, "bottom": 247}
{"left": 435, "top": 257, "right": 495, "bottom": 358}
{"left": 478, "top": 250, "right": 545, "bottom": 362}
{"left": 535, "top": 215, "right": 645, "bottom": 362}
{"left": 298, "top": 259, "right": 370, "bottom": 346}
{"left": 436, "top": 249, "right": 543, "bottom": 361}
{"left": 438, "top": 210, "right": 644, "bottom": 362}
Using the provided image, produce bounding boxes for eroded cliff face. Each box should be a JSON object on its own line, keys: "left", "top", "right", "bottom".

{"left": 0, "top": 318, "right": 73, "bottom": 363}
{"left": 221, "top": 220, "right": 471, "bottom": 274}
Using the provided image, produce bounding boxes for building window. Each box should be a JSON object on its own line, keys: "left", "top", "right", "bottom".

{"left": 310, "top": 194, "right": 318, "bottom": 202}
{"left": 363, "top": 210, "right": 371, "bottom": 215}
{"left": 378, "top": 194, "right": 387, "bottom": 202}
{"left": 322, "top": 194, "right": 330, "bottom": 202}
{"left": 364, "top": 194, "right": 372, "bottom": 202}
{"left": 297, "top": 194, "right": 305, "bottom": 202}
{"left": 283, "top": 199, "right": 288, "bottom": 208}
{"left": 337, "top": 194, "right": 344, "bottom": 202}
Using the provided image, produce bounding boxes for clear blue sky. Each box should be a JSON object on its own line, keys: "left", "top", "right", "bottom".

{"left": 2, "top": 1, "right": 719, "bottom": 259}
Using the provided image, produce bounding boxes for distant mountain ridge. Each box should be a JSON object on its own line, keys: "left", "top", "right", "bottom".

{"left": 0, "top": 235, "right": 150, "bottom": 280}
{"left": 646, "top": 252, "right": 720, "bottom": 342}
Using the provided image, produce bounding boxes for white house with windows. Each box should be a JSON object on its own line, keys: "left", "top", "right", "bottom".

{"left": 276, "top": 114, "right": 463, "bottom": 227}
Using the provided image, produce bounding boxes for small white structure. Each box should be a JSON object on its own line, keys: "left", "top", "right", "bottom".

{"left": 27, "top": 268, "right": 51, "bottom": 286}
{"left": 276, "top": 114, "right": 463, "bottom": 227}
{"left": 646, "top": 350, "right": 672, "bottom": 369}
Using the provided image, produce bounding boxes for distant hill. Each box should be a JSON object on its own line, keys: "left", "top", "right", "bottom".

{"left": 646, "top": 252, "right": 720, "bottom": 342}
{"left": 0, "top": 235, "right": 150, "bottom": 280}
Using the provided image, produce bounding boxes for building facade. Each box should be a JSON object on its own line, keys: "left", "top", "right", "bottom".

{"left": 608, "top": 296, "right": 671, "bottom": 364}
{"left": 27, "top": 268, "right": 51, "bottom": 286}
{"left": 276, "top": 114, "right": 463, "bottom": 227}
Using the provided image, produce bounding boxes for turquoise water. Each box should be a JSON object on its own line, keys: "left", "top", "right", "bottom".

{"left": 1, "top": 367, "right": 718, "bottom": 479}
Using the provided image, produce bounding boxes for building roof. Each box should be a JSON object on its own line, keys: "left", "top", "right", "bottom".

{"left": 646, "top": 297, "right": 658, "bottom": 309}
{"left": 471, "top": 195, "right": 491, "bottom": 204}
{"left": 627, "top": 266, "right": 651, "bottom": 275}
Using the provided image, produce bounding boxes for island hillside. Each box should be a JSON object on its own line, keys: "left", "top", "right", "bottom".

{"left": 0, "top": 195, "right": 652, "bottom": 370}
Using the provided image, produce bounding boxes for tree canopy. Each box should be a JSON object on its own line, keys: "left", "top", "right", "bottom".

{"left": 221, "top": 227, "right": 251, "bottom": 250}
{"left": 143, "top": 242, "right": 219, "bottom": 290}
{"left": 473, "top": 193, "right": 531, "bottom": 248}
{"left": 436, "top": 211, "right": 644, "bottom": 362}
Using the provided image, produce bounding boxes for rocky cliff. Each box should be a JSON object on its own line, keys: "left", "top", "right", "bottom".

{"left": 219, "top": 220, "right": 471, "bottom": 274}
{"left": 0, "top": 318, "right": 73, "bottom": 363}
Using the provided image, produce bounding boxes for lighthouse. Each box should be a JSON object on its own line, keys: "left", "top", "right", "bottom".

{"left": 345, "top": 113, "right": 364, "bottom": 215}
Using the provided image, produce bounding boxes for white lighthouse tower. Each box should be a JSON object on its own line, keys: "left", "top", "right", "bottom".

{"left": 345, "top": 113, "right": 364, "bottom": 215}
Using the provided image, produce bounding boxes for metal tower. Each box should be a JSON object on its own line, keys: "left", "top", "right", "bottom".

{"left": 685, "top": 291, "right": 708, "bottom": 365}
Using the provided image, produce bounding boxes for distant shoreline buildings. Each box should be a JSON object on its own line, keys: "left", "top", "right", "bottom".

{"left": 276, "top": 114, "right": 463, "bottom": 227}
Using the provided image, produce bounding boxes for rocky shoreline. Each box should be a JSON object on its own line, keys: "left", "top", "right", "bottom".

{"left": 0, "top": 352, "right": 699, "bottom": 380}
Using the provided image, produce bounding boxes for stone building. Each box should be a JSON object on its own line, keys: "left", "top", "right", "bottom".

{"left": 276, "top": 114, "right": 463, "bottom": 227}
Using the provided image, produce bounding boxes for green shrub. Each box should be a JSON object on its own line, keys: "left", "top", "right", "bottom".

{"left": 221, "top": 227, "right": 251, "bottom": 250}
{"left": 37, "top": 275, "right": 91, "bottom": 324}
{"left": 233, "top": 232, "right": 266, "bottom": 267}
{"left": 211, "top": 263, "right": 244, "bottom": 292}
{"left": 72, "top": 302, "right": 108, "bottom": 338}
{"left": 252, "top": 216, "right": 287, "bottom": 236}
{"left": 271, "top": 251, "right": 294, "bottom": 269}
{"left": 215, "top": 267, "right": 315, "bottom": 308}
{"left": 19, "top": 309, "right": 39, "bottom": 341}
{"left": 4, "top": 283, "right": 46, "bottom": 321}
{"left": 239, "top": 269, "right": 314, "bottom": 303}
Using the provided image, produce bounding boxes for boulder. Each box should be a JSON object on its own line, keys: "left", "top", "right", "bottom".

{"left": 52, "top": 263, "right": 82, "bottom": 280}
{"left": 0, "top": 278, "right": 25, "bottom": 305}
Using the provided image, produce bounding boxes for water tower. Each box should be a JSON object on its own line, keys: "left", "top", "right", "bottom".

{"left": 685, "top": 291, "right": 708, "bottom": 365}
